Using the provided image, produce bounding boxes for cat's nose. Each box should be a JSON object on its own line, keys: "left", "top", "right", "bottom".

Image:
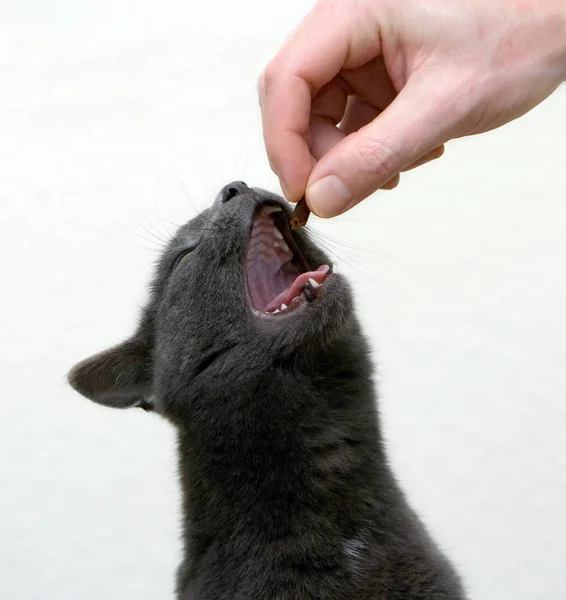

{"left": 218, "top": 181, "right": 249, "bottom": 203}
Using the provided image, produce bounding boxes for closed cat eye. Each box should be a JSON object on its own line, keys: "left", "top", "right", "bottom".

{"left": 173, "top": 242, "right": 199, "bottom": 269}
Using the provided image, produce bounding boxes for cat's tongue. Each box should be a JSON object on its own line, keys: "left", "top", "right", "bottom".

{"left": 264, "top": 265, "right": 329, "bottom": 313}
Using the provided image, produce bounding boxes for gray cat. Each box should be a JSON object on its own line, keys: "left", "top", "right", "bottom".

{"left": 68, "top": 182, "right": 466, "bottom": 599}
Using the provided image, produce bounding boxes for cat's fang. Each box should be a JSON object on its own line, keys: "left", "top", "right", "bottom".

{"left": 309, "top": 278, "right": 320, "bottom": 288}
{"left": 274, "top": 240, "right": 291, "bottom": 253}
{"left": 281, "top": 303, "right": 288, "bottom": 310}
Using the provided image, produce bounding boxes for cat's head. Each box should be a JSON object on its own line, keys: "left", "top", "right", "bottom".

{"left": 68, "top": 183, "right": 355, "bottom": 422}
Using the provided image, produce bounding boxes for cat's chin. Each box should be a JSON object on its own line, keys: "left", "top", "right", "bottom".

{"left": 249, "top": 272, "right": 354, "bottom": 352}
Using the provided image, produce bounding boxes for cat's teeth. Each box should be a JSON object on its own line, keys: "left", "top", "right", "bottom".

{"left": 273, "top": 228, "right": 283, "bottom": 240}
{"left": 308, "top": 278, "right": 321, "bottom": 288}
{"left": 274, "top": 240, "right": 290, "bottom": 253}
{"left": 262, "top": 205, "right": 282, "bottom": 215}
{"left": 281, "top": 303, "right": 288, "bottom": 310}
{"left": 273, "top": 309, "right": 280, "bottom": 314}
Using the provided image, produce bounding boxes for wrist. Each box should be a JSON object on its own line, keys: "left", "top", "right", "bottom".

{"left": 504, "top": 0, "right": 566, "bottom": 83}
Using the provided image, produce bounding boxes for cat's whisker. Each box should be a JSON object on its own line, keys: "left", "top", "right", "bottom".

{"left": 156, "top": 215, "right": 183, "bottom": 229}
{"left": 137, "top": 220, "right": 173, "bottom": 247}
{"left": 175, "top": 177, "right": 226, "bottom": 230}
{"left": 141, "top": 214, "right": 174, "bottom": 239}
{"left": 304, "top": 226, "right": 385, "bottom": 255}
{"left": 302, "top": 227, "right": 393, "bottom": 289}
{"left": 98, "top": 231, "right": 164, "bottom": 255}
{"left": 113, "top": 221, "right": 169, "bottom": 251}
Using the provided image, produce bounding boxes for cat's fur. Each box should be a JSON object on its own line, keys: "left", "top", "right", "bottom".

{"left": 68, "top": 183, "right": 466, "bottom": 599}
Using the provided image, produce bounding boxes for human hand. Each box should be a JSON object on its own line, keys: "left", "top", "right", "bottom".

{"left": 259, "top": 0, "right": 566, "bottom": 218}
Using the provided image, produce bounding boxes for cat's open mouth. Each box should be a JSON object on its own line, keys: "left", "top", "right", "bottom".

{"left": 246, "top": 204, "right": 330, "bottom": 316}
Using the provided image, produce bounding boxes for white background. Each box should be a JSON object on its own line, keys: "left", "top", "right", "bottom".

{"left": 0, "top": 2, "right": 565, "bottom": 599}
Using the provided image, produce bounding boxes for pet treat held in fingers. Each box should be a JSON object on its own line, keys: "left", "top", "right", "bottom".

{"left": 290, "top": 197, "right": 310, "bottom": 229}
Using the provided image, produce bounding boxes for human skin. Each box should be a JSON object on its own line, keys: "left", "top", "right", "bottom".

{"left": 259, "top": 0, "right": 566, "bottom": 218}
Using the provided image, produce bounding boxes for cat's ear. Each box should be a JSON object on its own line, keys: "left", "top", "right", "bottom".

{"left": 67, "top": 337, "right": 153, "bottom": 410}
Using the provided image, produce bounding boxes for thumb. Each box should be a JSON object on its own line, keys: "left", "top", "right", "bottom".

{"left": 305, "top": 78, "right": 455, "bottom": 217}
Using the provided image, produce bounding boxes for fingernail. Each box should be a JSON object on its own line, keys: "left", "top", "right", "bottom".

{"left": 306, "top": 175, "right": 353, "bottom": 218}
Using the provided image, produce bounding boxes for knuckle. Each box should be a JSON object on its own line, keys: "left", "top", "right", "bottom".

{"left": 257, "top": 71, "right": 266, "bottom": 96}
{"left": 354, "top": 139, "right": 397, "bottom": 181}
{"left": 259, "top": 62, "right": 279, "bottom": 97}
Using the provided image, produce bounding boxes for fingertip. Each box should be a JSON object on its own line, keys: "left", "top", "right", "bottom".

{"left": 259, "top": 69, "right": 314, "bottom": 203}
{"left": 381, "top": 174, "right": 400, "bottom": 190}
{"left": 271, "top": 142, "right": 316, "bottom": 204}
{"left": 278, "top": 177, "right": 293, "bottom": 203}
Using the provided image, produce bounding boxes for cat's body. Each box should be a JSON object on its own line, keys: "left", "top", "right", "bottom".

{"left": 69, "top": 182, "right": 466, "bottom": 599}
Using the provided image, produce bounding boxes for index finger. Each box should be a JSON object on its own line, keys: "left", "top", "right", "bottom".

{"left": 259, "top": 4, "right": 367, "bottom": 202}
{"left": 259, "top": 70, "right": 314, "bottom": 203}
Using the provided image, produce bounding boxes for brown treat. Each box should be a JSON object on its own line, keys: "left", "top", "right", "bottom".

{"left": 290, "top": 197, "right": 310, "bottom": 230}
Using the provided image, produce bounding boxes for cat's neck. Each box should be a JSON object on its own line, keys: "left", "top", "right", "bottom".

{"left": 174, "top": 333, "right": 400, "bottom": 560}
